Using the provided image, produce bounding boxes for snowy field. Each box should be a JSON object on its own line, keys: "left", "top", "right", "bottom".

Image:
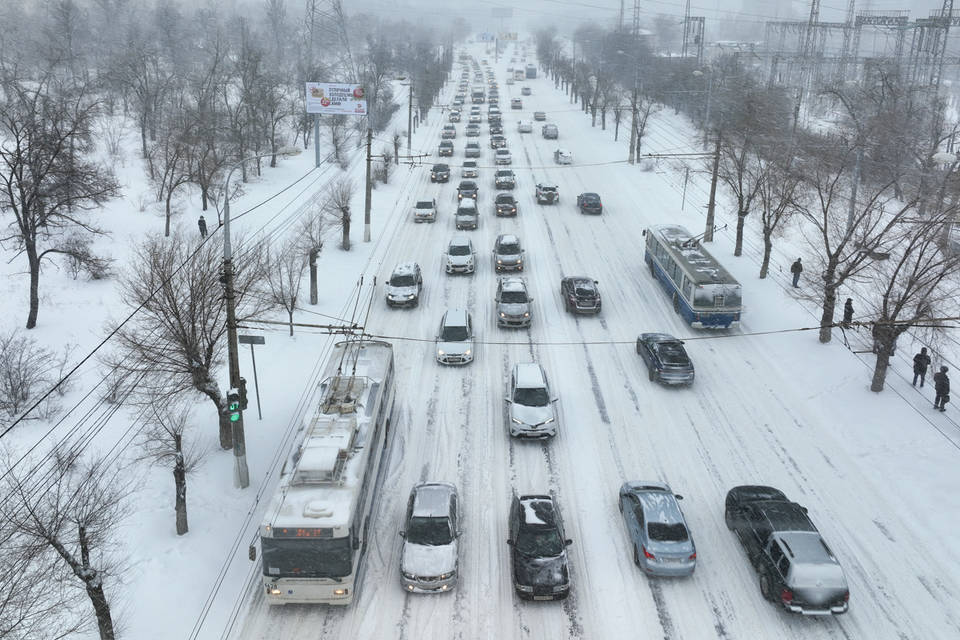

{"left": 4, "top": 42, "right": 960, "bottom": 640}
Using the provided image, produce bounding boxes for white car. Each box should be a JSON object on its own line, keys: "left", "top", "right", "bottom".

{"left": 400, "top": 482, "right": 460, "bottom": 592}
{"left": 445, "top": 236, "right": 476, "bottom": 275}
{"left": 495, "top": 148, "right": 513, "bottom": 165}
{"left": 413, "top": 198, "right": 437, "bottom": 223}
{"left": 554, "top": 148, "right": 573, "bottom": 165}
{"left": 436, "top": 309, "right": 474, "bottom": 364}
{"left": 517, "top": 121, "right": 533, "bottom": 133}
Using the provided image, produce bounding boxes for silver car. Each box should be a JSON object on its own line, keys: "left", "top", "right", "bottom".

{"left": 400, "top": 482, "right": 460, "bottom": 593}
{"left": 493, "top": 233, "right": 524, "bottom": 272}
{"left": 496, "top": 276, "right": 532, "bottom": 328}
{"left": 505, "top": 362, "right": 558, "bottom": 438}
{"left": 436, "top": 309, "right": 474, "bottom": 365}
{"left": 618, "top": 482, "right": 697, "bottom": 577}
{"left": 445, "top": 235, "right": 475, "bottom": 274}
{"left": 385, "top": 262, "right": 422, "bottom": 308}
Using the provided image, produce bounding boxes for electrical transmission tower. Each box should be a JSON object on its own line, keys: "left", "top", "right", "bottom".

{"left": 304, "top": 0, "right": 357, "bottom": 81}
{"left": 632, "top": 0, "right": 641, "bottom": 37}
{"left": 681, "top": 0, "right": 705, "bottom": 64}
{"left": 909, "top": 1, "right": 956, "bottom": 88}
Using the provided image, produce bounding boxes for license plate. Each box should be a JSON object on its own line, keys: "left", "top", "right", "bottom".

{"left": 533, "top": 595, "right": 554, "bottom": 601}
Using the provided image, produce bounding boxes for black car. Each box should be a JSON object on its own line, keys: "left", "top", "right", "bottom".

{"left": 636, "top": 333, "right": 694, "bottom": 385}
{"left": 560, "top": 277, "right": 601, "bottom": 314}
{"left": 495, "top": 169, "right": 516, "bottom": 189}
{"left": 576, "top": 192, "right": 602, "bottom": 214}
{"left": 489, "top": 122, "right": 503, "bottom": 135}
{"left": 495, "top": 193, "right": 518, "bottom": 217}
{"left": 507, "top": 494, "right": 572, "bottom": 600}
{"left": 431, "top": 163, "right": 450, "bottom": 183}
{"left": 457, "top": 180, "right": 478, "bottom": 200}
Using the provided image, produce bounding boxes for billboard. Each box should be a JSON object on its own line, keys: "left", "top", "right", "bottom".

{"left": 305, "top": 82, "right": 367, "bottom": 115}
{"left": 499, "top": 32, "right": 518, "bottom": 41}
{"left": 479, "top": 32, "right": 495, "bottom": 42}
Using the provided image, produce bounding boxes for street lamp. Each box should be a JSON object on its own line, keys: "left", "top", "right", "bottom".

{"left": 221, "top": 147, "right": 300, "bottom": 489}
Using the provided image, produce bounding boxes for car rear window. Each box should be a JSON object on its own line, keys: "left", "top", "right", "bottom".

{"left": 647, "top": 522, "right": 689, "bottom": 542}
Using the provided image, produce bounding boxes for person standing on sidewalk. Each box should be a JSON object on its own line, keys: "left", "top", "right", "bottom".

{"left": 913, "top": 347, "right": 931, "bottom": 387}
{"left": 933, "top": 366, "right": 950, "bottom": 411}
{"left": 198, "top": 215, "right": 208, "bottom": 238}
{"left": 842, "top": 298, "right": 854, "bottom": 328}
{"left": 790, "top": 258, "right": 803, "bottom": 287}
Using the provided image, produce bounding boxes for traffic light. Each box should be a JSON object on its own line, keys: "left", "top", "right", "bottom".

{"left": 239, "top": 377, "right": 249, "bottom": 410}
{"left": 227, "top": 389, "right": 241, "bottom": 423}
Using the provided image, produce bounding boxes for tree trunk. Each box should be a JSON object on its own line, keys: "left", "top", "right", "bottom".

{"left": 140, "top": 113, "right": 149, "bottom": 161}
{"left": 86, "top": 580, "right": 115, "bottom": 640}
{"left": 26, "top": 244, "right": 40, "bottom": 329}
{"left": 759, "top": 232, "right": 773, "bottom": 279}
{"left": 288, "top": 309, "right": 294, "bottom": 336}
{"left": 734, "top": 211, "right": 747, "bottom": 257}
{"left": 870, "top": 344, "right": 892, "bottom": 392}
{"left": 164, "top": 191, "right": 173, "bottom": 238}
{"left": 173, "top": 449, "right": 188, "bottom": 535}
{"left": 309, "top": 248, "right": 318, "bottom": 305}
{"left": 342, "top": 211, "right": 351, "bottom": 250}
{"left": 819, "top": 276, "right": 838, "bottom": 343}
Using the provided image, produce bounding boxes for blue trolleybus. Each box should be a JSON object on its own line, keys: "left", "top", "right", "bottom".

{"left": 644, "top": 225, "right": 742, "bottom": 329}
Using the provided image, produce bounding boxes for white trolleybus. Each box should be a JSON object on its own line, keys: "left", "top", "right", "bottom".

{"left": 644, "top": 225, "right": 742, "bottom": 329}
{"left": 253, "top": 339, "right": 395, "bottom": 605}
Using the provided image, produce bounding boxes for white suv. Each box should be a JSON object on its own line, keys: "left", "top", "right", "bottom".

{"left": 505, "top": 362, "right": 558, "bottom": 438}
{"left": 495, "top": 148, "right": 512, "bottom": 165}
{"left": 413, "top": 198, "right": 437, "bottom": 223}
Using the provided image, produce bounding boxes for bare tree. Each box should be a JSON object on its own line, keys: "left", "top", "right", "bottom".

{"left": 148, "top": 106, "right": 195, "bottom": 237}
{"left": 109, "top": 230, "right": 271, "bottom": 448}
{"left": 865, "top": 206, "right": 960, "bottom": 391}
{"left": 264, "top": 238, "right": 307, "bottom": 335}
{"left": 136, "top": 398, "right": 208, "bottom": 535}
{"left": 755, "top": 155, "right": 803, "bottom": 279}
{"left": 393, "top": 131, "right": 401, "bottom": 164}
{"left": 375, "top": 146, "right": 393, "bottom": 184}
{"left": 0, "top": 329, "right": 61, "bottom": 426}
{"left": 631, "top": 95, "right": 659, "bottom": 158}
{"left": 0, "top": 75, "right": 121, "bottom": 329}
{"left": 0, "top": 450, "right": 132, "bottom": 640}
{"left": 718, "top": 137, "right": 764, "bottom": 257}
{"left": 324, "top": 114, "right": 350, "bottom": 169}
{"left": 322, "top": 178, "right": 355, "bottom": 250}
{"left": 297, "top": 209, "right": 325, "bottom": 305}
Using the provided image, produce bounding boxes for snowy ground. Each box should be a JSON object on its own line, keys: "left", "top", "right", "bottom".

{"left": 5, "top": 42, "right": 960, "bottom": 640}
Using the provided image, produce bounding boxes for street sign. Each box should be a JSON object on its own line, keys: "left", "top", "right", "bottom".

{"left": 238, "top": 334, "right": 266, "bottom": 345}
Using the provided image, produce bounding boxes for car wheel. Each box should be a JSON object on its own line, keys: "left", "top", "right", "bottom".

{"left": 649, "top": 260, "right": 656, "bottom": 277}
{"left": 564, "top": 298, "right": 570, "bottom": 313}
{"left": 633, "top": 545, "right": 641, "bottom": 568}
{"left": 648, "top": 367, "right": 656, "bottom": 382}
{"left": 759, "top": 572, "right": 775, "bottom": 602}
{"left": 617, "top": 497, "right": 623, "bottom": 513}
{"left": 724, "top": 508, "right": 735, "bottom": 530}
{"left": 673, "top": 293, "right": 681, "bottom": 314}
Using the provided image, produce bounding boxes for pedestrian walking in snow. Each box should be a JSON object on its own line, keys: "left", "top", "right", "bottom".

{"left": 198, "top": 215, "right": 208, "bottom": 238}
{"left": 913, "top": 347, "right": 931, "bottom": 387}
{"left": 842, "top": 298, "right": 853, "bottom": 328}
{"left": 790, "top": 258, "right": 803, "bottom": 287}
{"left": 934, "top": 366, "right": 950, "bottom": 411}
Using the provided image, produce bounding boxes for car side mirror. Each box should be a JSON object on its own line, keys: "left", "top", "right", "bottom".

{"left": 564, "top": 539, "right": 573, "bottom": 546}
{"left": 399, "top": 531, "right": 406, "bottom": 538}
{"left": 504, "top": 397, "right": 512, "bottom": 404}
{"left": 506, "top": 539, "right": 514, "bottom": 546}
{"left": 675, "top": 494, "right": 684, "bottom": 501}
{"left": 248, "top": 544, "right": 257, "bottom": 561}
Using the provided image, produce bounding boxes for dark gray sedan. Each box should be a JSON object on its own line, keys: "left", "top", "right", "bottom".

{"left": 618, "top": 482, "right": 697, "bottom": 577}
{"left": 636, "top": 333, "right": 694, "bottom": 385}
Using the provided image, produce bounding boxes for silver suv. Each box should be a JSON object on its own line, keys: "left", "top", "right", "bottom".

{"left": 436, "top": 309, "right": 474, "bottom": 365}
{"left": 400, "top": 482, "right": 460, "bottom": 593}
{"left": 505, "top": 362, "right": 558, "bottom": 438}
{"left": 495, "top": 276, "right": 532, "bottom": 328}
{"left": 493, "top": 234, "right": 524, "bottom": 272}
{"left": 385, "top": 262, "right": 423, "bottom": 308}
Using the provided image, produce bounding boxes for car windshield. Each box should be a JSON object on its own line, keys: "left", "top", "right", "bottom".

{"left": 390, "top": 274, "right": 416, "bottom": 287}
{"left": 500, "top": 290, "right": 528, "bottom": 304}
{"left": 497, "top": 171, "right": 512, "bottom": 177}
{"left": 460, "top": 182, "right": 476, "bottom": 189}
{"left": 655, "top": 342, "right": 689, "bottom": 365}
{"left": 407, "top": 516, "right": 453, "bottom": 546}
{"left": 448, "top": 244, "right": 471, "bottom": 256}
{"left": 498, "top": 242, "right": 520, "bottom": 255}
{"left": 514, "top": 386, "right": 549, "bottom": 406}
{"left": 261, "top": 536, "right": 352, "bottom": 578}
{"left": 497, "top": 195, "right": 513, "bottom": 204}
{"left": 432, "top": 165, "right": 447, "bottom": 171}
{"left": 415, "top": 201, "right": 433, "bottom": 209}
{"left": 516, "top": 528, "right": 563, "bottom": 557}
{"left": 440, "top": 325, "right": 469, "bottom": 342}
{"left": 647, "top": 522, "right": 689, "bottom": 542}
{"left": 541, "top": 186, "right": 557, "bottom": 192}
{"left": 574, "top": 285, "right": 595, "bottom": 297}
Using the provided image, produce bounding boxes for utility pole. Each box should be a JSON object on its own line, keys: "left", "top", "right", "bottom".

{"left": 628, "top": 84, "right": 638, "bottom": 164}
{"left": 222, "top": 187, "right": 250, "bottom": 489}
{"left": 364, "top": 128, "right": 373, "bottom": 242}
{"left": 705, "top": 130, "right": 722, "bottom": 242}
{"left": 407, "top": 83, "right": 413, "bottom": 152}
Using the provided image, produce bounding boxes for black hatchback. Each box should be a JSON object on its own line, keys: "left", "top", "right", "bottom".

{"left": 495, "top": 193, "right": 518, "bottom": 216}
{"left": 636, "top": 333, "right": 695, "bottom": 385}
{"left": 457, "top": 180, "right": 478, "bottom": 200}
{"left": 431, "top": 163, "right": 450, "bottom": 183}
{"left": 560, "top": 277, "right": 601, "bottom": 314}
{"left": 507, "top": 494, "right": 572, "bottom": 600}
{"left": 576, "top": 192, "right": 602, "bottom": 214}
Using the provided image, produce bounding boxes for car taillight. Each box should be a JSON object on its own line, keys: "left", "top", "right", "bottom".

{"left": 688, "top": 552, "right": 697, "bottom": 560}
{"left": 642, "top": 546, "right": 655, "bottom": 560}
{"left": 843, "top": 591, "right": 850, "bottom": 602}
{"left": 780, "top": 588, "right": 793, "bottom": 603}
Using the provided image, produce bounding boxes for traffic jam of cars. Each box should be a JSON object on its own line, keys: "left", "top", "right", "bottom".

{"left": 383, "top": 47, "right": 849, "bottom": 616}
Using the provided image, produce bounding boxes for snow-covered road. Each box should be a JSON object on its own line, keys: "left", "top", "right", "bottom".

{"left": 229, "top": 45, "right": 960, "bottom": 640}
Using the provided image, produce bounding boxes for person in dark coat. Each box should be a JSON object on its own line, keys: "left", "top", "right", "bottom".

{"left": 198, "top": 215, "right": 208, "bottom": 238}
{"left": 913, "top": 347, "right": 931, "bottom": 387}
{"left": 842, "top": 298, "right": 853, "bottom": 328}
{"left": 790, "top": 258, "right": 803, "bottom": 287}
{"left": 933, "top": 366, "right": 950, "bottom": 411}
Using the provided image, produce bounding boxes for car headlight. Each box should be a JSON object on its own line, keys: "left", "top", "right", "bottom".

{"left": 523, "top": 312, "right": 530, "bottom": 317}
{"left": 437, "top": 349, "right": 445, "bottom": 356}
{"left": 438, "top": 571, "right": 455, "bottom": 580}
{"left": 552, "top": 584, "right": 568, "bottom": 593}
{"left": 405, "top": 294, "right": 415, "bottom": 299}
{"left": 497, "top": 259, "right": 503, "bottom": 264}
{"left": 542, "top": 417, "right": 555, "bottom": 425}
{"left": 499, "top": 312, "right": 506, "bottom": 318}
{"left": 516, "top": 584, "right": 534, "bottom": 592}
{"left": 511, "top": 416, "right": 524, "bottom": 424}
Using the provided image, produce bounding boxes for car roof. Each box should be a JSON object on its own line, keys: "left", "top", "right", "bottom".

{"left": 463, "top": 161, "right": 477, "bottom": 166}
{"left": 496, "top": 193, "right": 515, "bottom": 200}
{"left": 496, "top": 169, "right": 514, "bottom": 174}
{"left": 514, "top": 362, "right": 546, "bottom": 388}
{"left": 580, "top": 192, "right": 599, "bottom": 198}
{"left": 392, "top": 262, "right": 419, "bottom": 276}
{"left": 449, "top": 235, "right": 472, "bottom": 248}
{"left": 640, "top": 332, "right": 680, "bottom": 343}
{"left": 538, "top": 183, "right": 558, "bottom": 188}
{"left": 623, "top": 483, "right": 684, "bottom": 524}
{"left": 497, "top": 233, "right": 520, "bottom": 244}
{"left": 775, "top": 531, "right": 836, "bottom": 564}
{"left": 441, "top": 308, "right": 469, "bottom": 328}
{"left": 517, "top": 495, "right": 556, "bottom": 527}
{"left": 440, "top": 140, "right": 453, "bottom": 145}
{"left": 565, "top": 276, "right": 596, "bottom": 287}
{"left": 457, "top": 199, "right": 476, "bottom": 209}
{"left": 499, "top": 276, "right": 527, "bottom": 292}
{"left": 411, "top": 482, "right": 456, "bottom": 517}
{"left": 755, "top": 501, "right": 817, "bottom": 533}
